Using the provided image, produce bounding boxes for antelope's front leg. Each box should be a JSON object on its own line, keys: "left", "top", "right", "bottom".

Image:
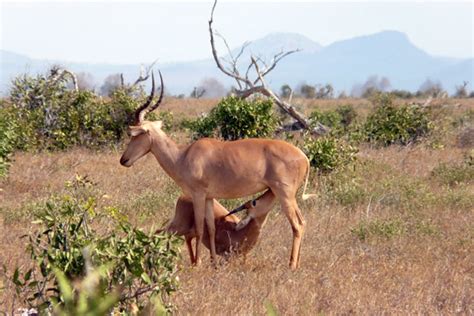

{"left": 205, "top": 198, "right": 217, "bottom": 263}
{"left": 192, "top": 193, "right": 206, "bottom": 266}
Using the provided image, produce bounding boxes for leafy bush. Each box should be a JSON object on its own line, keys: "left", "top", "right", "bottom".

{"left": 303, "top": 136, "right": 358, "bottom": 173}
{"left": 452, "top": 109, "right": 474, "bottom": 129}
{"left": 309, "top": 105, "right": 357, "bottom": 137}
{"left": 390, "top": 90, "right": 414, "bottom": 99}
{"left": 431, "top": 159, "right": 474, "bottom": 186}
{"left": 183, "top": 114, "right": 218, "bottom": 139}
{"left": 52, "top": 264, "right": 120, "bottom": 315}
{"left": 363, "top": 94, "right": 432, "bottom": 146}
{"left": 309, "top": 110, "right": 342, "bottom": 130}
{"left": 186, "top": 97, "right": 278, "bottom": 140}
{"left": 351, "top": 217, "right": 440, "bottom": 242}
{"left": 437, "top": 185, "right": 474, "bottom": 211}
{"left": 319, "top": 168, "right": 366, "bottom": 207}
{"left": 0, "top": 106, "right": 21, "bottom": 177}
{"left": 51, "top": 263, "right": 168, "bottom": 315}
{"left": 351, "top": 219, "right": 406, "bottom": 241}
{"left": 5, "top": 71, "right": 146, "bottom": 151}
{"left": 12, "top": 176, "right": 181, "bottom": 313}
{"left": 336, "top": 105, "right": 358, "bottom": 127}
{"left": 310, "top": 105, "right": 357, "bottom": 128}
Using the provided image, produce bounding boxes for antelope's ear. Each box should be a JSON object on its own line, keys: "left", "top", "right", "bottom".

{"left": 129, "top": 126, "right": 148, "bottom": 137}
{"left": 151, "top": 120, "right": 163, "bottom": 130}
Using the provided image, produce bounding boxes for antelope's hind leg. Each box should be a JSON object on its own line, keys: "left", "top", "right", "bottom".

{"left": 280, "top": 198, "right": 306, "bottom": 270}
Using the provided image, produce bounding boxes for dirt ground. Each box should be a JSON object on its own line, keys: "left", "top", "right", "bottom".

{"left": 1, "top": 98, "right": 473, "bottom": 314}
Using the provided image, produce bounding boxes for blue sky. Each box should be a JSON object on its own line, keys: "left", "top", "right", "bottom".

{"left": 1, "top": 1, "right": 472, "bottom": 64}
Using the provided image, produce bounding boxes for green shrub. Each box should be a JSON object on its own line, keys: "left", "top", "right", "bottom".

{"left": 303, "top": 136, "right": 358, "bottom": 173}
{"left": 390, "top": 90, "right": 414, "bottom": 99}
{"left": 336, "top": 105, "right": 357, "bottom": 127}
{"left": 182, "top": 114, "right": 218, "bottom": 139}
{"left": 414, "top": 220, "right": 440, "bottom": 237}
{"left": 363, "top": 94, "right": 432, "bottom": 146}
{"left": 352, "top": 218, "right": 439, "bottom": 242}
{"left": 5, "top": 71, "right": 148, "bottom": 151}
{"left": 12, "top": 176, "right": 181, "bottom": 313}
{"left": 309, "top": 104, "right": 357, "bottom": 134}
{"left": 319, "top": 168, "right": 366, "bottom": 207}
{"left": 52, "top": 264, "right": 120, "bottom": 315}
{"left": 351, "top": 219, "right": 406, "bottom": 241}
{"left": 186, "top": 97, "right": 278, "bottom": 140}
{"left": 0, "top": 106, "right": 20, "bottom": 177}
{"left": 431, "top": 160, "right": 474, "bottom": 186}
{"left": 309, "top": 110, "right": 342, "bottom": 129}
{"left": 437, "top": 185, "right": 474, "bottom": 211}
{"left": 452, "top": 109, "right": 474, "bottom": 129}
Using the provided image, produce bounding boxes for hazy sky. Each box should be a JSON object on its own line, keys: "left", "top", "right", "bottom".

{"left": 1, "top": 1, "right": 472, "bottom": 65}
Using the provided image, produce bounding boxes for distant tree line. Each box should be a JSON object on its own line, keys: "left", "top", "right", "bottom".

{"left": 69, "top": 70, "right": 474, "bottom": 100}
{"left": 279, "top": 77, "right": 473, "bottom": 99}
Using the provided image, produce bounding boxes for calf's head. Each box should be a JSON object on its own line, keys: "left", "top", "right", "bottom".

{"left": 227, "top": 190, "right": 276, "bottom": 230}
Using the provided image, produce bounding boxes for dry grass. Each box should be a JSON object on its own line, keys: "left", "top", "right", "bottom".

{"left": 1, "top": 99, "right": 473, "bottom": 314}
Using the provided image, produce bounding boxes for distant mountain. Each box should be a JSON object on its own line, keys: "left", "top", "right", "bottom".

{"left": 271, "top": 30, "right": 470, "bottom": 93}
{"left": 430, "top": 58, "right": 474, "bottom": 90}
{"left": 230, "top": 32, "right": 322, "bottom": 59}
{"left": 1, "top": 31, "right": 472, "bottom": 95}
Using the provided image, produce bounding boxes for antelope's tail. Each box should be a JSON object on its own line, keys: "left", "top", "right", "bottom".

{"left": 301, "top": 157, "right": 317, "bottom": 201}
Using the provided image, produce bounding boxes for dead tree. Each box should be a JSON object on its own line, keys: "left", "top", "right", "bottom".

{"left": 120, "top": 60, "right": 158, "bottom": 89}
{"left": 455, "top": 81, "right": 469, "bottom": 98}
{"left": 191, "top": 87, "right": 206, "bottom": 99}
{"left": 48, "top": 66, "right": 78, "bottom": 91}
{"left": 208, "top": 0, "right": 328, "bottom": 135}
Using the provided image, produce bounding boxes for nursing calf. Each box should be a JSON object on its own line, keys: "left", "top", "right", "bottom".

{"left": 159, "top": 190, "right": 276, "bottom": 262}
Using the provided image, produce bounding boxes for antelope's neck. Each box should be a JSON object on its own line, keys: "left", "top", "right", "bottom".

{"left": 149, "top": 129, "right": 185, "bottom": 182}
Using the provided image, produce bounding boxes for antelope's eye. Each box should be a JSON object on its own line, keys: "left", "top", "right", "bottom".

{"left": 251, "top": 200, "right": 257, "bottom": 207}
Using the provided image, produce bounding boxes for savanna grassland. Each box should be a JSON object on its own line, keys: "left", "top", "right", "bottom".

{"left": 1, "top": 97, "right": 473, "bottom": 314}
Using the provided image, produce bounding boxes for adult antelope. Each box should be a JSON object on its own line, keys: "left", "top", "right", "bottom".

{"left": 158, "top": 190, "right": 276, "bottom": 262}
{"left": 120, "top": 72, "right": 315, "bottom": 269}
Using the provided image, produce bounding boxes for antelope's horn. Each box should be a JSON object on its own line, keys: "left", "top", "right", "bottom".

{"left": 134, "top": 72, "right": 156, "bottom": 124}
{"left": 146, "top": 70, "right": 164, "bottom": 114}
{"left": 225, "top": 204, "right": 247, "bottom": 217}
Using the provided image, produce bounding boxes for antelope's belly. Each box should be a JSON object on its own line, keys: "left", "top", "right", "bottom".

{"left": 206, "top": 180, "right": 267, "bottom": 199}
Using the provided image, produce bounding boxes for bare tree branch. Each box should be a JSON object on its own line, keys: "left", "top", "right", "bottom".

{"left": 254, "top": 49, "right": 300, "bottom": 85}
{"left": 234, "top": 41, "right": 251, "bottom": 63}
{"left": 288, "top": 87, "right": 294, "bottom": 104}
{"left": 47, "top": 68, "right": 78, "bottom": 91}
{"left": 132, "top": 59, "right": 158, "bottom": 87}
{"left": 214, "top": 32, "right": 254, "bottom": 91}
{"left": 209, "top": 0, "right": 252, "bottom": 88}
{"left": 208, "top": 0, "right": 328, "bottom": 135}
{"left": 244, "top": 62, "right": 254, "bottom": 84}
{"left": 63, "top": 70, "right": 78, "bottom": 91}
{"left": 120, "top": 73, "right": 125, "bottom": 87}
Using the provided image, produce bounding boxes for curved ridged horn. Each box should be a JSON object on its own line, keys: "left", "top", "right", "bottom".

{"left": 225, "top": 203, "right": 248, "bottom": 217}
{"left": 146, "top": 70, "right": 164, "bottom": 114}
{"left": 134, "top": 72, "right": 155, "bottom": 124}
